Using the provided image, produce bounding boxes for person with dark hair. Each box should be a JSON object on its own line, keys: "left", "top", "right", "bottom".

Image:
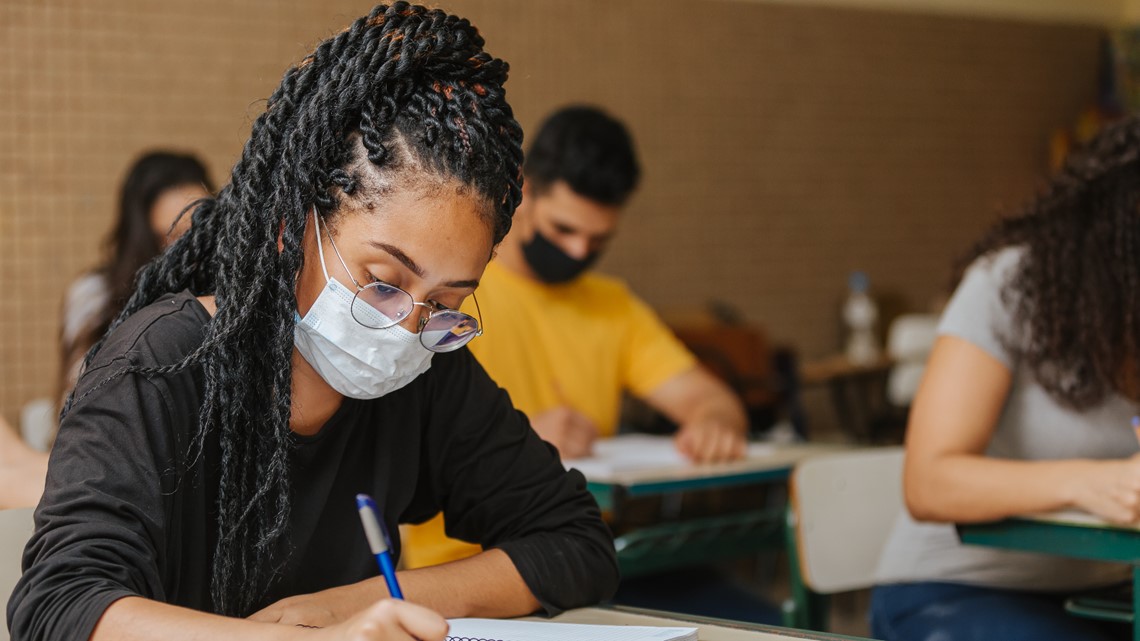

{"left": 60, "top": 150, "right": 214, "bottom": 400}
{"left": 0, "top": 153, "right": 216, "bottom": 513}
{"left": 870, "top": 117, "right": 1140, "bottom": 641}
{"left": 403, "top": 105, "right": 748, "bottom": 569}
{"left": 523, "top": 105, "right": 641, "bottom": 208}
{"left": 9, "top": 6, "right": 617, "bottom": 641}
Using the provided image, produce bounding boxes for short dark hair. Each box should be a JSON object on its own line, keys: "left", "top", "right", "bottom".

{"left": 523, "top": 105, "right": 640, "bottom": 206}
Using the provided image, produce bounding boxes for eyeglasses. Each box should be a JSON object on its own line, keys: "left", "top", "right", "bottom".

{"left": 318, "top": 213, "right": 484, "bottom": 353}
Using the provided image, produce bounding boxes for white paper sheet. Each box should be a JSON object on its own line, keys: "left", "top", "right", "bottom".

{"left": 564, "top": 433, "right": 775, "bottom": 478}
{"left": 446, "top": 618, "right": 698, "bottom": 641}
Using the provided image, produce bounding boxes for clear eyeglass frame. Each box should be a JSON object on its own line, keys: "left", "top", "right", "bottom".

{"left": 322, "top": 216, "right": 484, "bottom": 353}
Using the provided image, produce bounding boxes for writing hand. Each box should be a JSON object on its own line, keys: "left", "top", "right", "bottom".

{"left": 314, "top": 600, "right": 448, "bottom": 641}
{"left": 1068, "top": 453, "right": 1140, "bottom": 525}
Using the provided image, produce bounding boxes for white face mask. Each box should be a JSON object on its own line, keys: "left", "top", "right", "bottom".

{"left": 293, "top": 212, "right": 434, "bottom": 400}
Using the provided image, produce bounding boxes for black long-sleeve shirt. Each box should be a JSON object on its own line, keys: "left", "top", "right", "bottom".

{"left": 8, "top": 292, "right": 618, "bottom": 641}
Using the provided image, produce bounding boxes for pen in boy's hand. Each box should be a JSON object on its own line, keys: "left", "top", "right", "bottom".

{"left": 1132, "top": 416, "right": 1140, "bottom": 446}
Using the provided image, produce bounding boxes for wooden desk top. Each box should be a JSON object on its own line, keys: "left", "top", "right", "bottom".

{"left": 545, "top": 606, "right": 871, "bottom": 640}
{"left": 799, "top": 354, "right": 893, "bottom": 386}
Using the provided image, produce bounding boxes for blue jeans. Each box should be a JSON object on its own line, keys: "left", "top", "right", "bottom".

{"left": 871, "top": 582, "right": 1129, "bottom": 641}
{"left": 612, "top": 567, "right": 782, "bottom": 625}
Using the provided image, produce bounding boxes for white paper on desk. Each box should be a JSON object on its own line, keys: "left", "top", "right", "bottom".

{"left": 563, "top": 433, "right": 775, "bottom": 477}
{"left": 446, "top": 618, "right": 698, "bottom": 641}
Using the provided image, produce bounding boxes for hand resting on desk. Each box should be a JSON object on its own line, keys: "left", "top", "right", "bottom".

{"left": 531, "top": 365, "right": 748, "bottom": 464}
{"left": 648, "top": 367, "right": 749, "bottom": 465}
{"left": 675, "top": 415, "right": 747, "bottom": 464}
{"left": 531, "top": 405, "right": 746, "bottom": 465}
{"left": 250, "top": 582, "right": 366, "bottom": 628}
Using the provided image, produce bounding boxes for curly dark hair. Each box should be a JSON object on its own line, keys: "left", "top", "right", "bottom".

{"left": 62, "top": 3, "right": 523, "bottom": 616}
{"left": 523, "top": 105, "right": 640, "bottom": 205}
{"left": 959, "top": 115, "right": 1140, "bottom": 409}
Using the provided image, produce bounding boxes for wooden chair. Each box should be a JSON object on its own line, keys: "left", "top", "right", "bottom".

{"left": 667, "top": 315, "right": 806, "bottom": 439}
{"left": 783, "top": 447, "right": 904, "bottom": 631}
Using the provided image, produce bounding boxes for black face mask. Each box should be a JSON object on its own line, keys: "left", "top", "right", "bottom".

{"left": 521, "top": 228, "right": 599, "bottom": 284}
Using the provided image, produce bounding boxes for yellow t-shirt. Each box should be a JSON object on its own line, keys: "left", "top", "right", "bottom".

{"left": 401, "top": 260, "right": 697, "bottom": 569}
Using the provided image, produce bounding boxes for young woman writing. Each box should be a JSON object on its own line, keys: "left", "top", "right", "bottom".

{"left": 9, "top": 5, "right": 617, "bottom": 640}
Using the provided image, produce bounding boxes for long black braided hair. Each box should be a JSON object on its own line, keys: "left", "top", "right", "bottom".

{"left": 958, "top": 115, "right": 1140, "bottom": 410}
{"left": 62, "top": 3, "right": 523, "bottom": 616}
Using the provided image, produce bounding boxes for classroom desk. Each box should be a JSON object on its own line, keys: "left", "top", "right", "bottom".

{"left": 958, "top": 509, "right": 1140, "bottom": 640}
{"left": 571, "top": 438, "right": 847, "bottom": 577}
{"left": 581, "top": 441, "right": 849, "bottom": 512}
{"left": 799, "top": 354, "right": 894, "bottom": 442}
{"left": 544, "top": 606, "right": 872, "bottom": 640}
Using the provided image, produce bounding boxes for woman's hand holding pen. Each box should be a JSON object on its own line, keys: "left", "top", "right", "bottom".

{"left": 309, "top": 600, "right": 448, "bottom": 641}
{"left": 258, "top": 574, "right": 447, "bottom": 640}
{"left": 1065, "top": 454, "right": 1140, "bottom": 525}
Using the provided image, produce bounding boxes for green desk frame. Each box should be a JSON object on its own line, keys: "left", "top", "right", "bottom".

{"left": 587, "top": 468, "right": 795, "bottom": 513}
{"left": 586, "top": 467, "right": 796, "bottom": 579}
{"left": 958, "top": 517, "right": 1140, "bottom": 641}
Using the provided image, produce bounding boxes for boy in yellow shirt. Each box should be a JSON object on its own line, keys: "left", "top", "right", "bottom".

{"left": 404, "top": 106, "right": 748, "bottom": 568}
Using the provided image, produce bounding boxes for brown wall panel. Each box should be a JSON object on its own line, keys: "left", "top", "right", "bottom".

{"left": 0, "top": 0, "right": 1100, "bottom": 424}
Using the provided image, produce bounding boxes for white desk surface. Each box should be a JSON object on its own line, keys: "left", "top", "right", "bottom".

{"left": 1022, "top": 508, "right": 1140, "bottom": 531}
{"left": 565, "top": 435, "right": 848, "bottom": 486}
{"left": 544, "top": 607, "right": 867, "bottom": 641}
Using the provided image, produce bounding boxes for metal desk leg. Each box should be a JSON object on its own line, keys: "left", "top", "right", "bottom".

{"left": 611, "top": 485, "right": 629, "bottom": 533}
{"left": 1133, "top": 566, "right": 1140, "bottom": 641}
{"left": 782, "top": 504, "right": 829, "bottom": 631}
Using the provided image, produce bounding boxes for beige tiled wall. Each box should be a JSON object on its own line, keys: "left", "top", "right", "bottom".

{"left": 0, "top": 0, "right": 1101, "bottom": 424}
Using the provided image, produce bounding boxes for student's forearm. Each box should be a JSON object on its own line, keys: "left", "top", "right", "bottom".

{"left": 402, "top": 548, "right": 541, "bottom": 618}
{"left": 92, "top": 596, "right": 310, "bottom": 641}
{"left": 907, "top": 454, "right": 1091, "bottom": 523}
{"left": 652, "top": 368, "right": 748, "bottom": 436}
{"left": 249, "top": 548, "right": 540, "bottom": 628}
{"left": 685, "top": 394, "right": 747, "bottom": 432}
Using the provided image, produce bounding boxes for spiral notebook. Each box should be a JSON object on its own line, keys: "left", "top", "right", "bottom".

{"left": 445, "top": 618, "right": 698, "bottom": 641}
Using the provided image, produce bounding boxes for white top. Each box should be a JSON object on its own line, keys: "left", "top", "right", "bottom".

{"left": 59, "top": 272, "right": 111, "bottom": 392}
{"left": 60, "top": 272, "right": 110, "bottom": 349}
{"left": 875, "top": 247, "right": 1135, "bottom": 591}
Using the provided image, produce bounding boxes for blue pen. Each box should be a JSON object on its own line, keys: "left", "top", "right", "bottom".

{"left": 356, "top": 493, "right": 404, "bottom": 600}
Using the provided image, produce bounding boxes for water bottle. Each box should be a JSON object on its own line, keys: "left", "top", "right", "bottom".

{"left": 843, "top": 271, "right": 881, "bottom": 365}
